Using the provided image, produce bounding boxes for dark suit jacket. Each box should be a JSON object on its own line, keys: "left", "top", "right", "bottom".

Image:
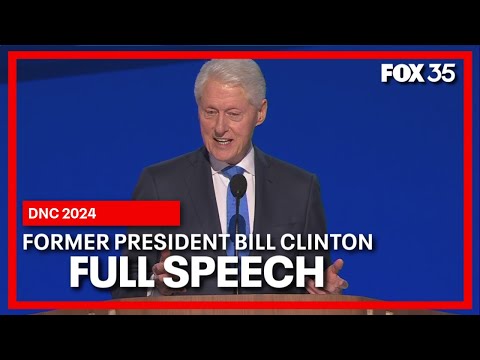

{"left": 111, "top": 145, "right": 330, "bottom": 299}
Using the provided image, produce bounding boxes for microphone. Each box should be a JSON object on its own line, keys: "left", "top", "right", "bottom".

{"left": 229, "top": 173, "right": 247, "bottom": 294}
{"left": 230, "top": 173, "right": 247, "bottom": 199}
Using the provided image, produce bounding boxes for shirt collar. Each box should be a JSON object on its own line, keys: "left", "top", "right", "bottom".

{"left": 209, "top": 144, "right": 255, "bottom": 176}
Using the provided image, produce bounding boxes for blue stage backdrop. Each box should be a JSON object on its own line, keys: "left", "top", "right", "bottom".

{"left": 1, "top": 46, "right": 478, "bottom": 315}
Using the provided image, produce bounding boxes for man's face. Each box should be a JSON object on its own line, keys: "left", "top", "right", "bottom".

{"left": 198, "top": 80, "right": 267, "bottom": 164}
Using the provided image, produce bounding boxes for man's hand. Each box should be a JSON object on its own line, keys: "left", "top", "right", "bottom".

{"left": 151, "top": 249, "right": 186, "bottom": 296}
{"left": 305, "top": 258, "right": 349, "bottom": 295}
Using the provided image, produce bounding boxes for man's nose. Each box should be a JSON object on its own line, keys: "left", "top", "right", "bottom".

{"left": 214, "top": 114, "right": 229, "bottom": 135}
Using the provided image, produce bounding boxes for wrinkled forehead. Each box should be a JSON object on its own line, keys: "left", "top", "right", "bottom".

{"left": 199, "top": 80, "right": 250, "bottom": 106}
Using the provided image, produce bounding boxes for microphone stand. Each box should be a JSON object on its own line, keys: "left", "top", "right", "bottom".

{"left": 235, "top": 194, "right": 240, "bottom": 295}
{"left": 229, "top": 172, "right": 247, "bottom": 295}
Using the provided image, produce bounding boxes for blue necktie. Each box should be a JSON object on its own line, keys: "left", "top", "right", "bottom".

{"left": 222, "top": 165, "right": 250, "bottom": 259}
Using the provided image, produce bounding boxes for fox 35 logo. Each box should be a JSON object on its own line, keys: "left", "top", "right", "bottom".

{"left": 381, "top": 63, "right": 456, "bottom": 83}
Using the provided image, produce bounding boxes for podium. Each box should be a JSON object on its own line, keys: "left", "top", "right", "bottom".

{"left": 36, "top": 294, "right": 450, "bottom": 315}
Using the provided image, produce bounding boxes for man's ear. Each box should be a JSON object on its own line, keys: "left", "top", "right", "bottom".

{"left": 256, "top": 99, "right": 268, "bottom": 126}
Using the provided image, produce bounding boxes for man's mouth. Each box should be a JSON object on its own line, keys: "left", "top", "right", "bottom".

{"left": 214, "top": 138, "right": 232, "bottom": 145}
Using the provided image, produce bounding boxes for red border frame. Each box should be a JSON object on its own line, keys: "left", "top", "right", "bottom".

{"left": 7, "top": 50, "right": 473, "bottom": 311}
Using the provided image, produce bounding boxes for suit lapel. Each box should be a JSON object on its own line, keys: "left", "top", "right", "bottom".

{"left": 185, "top": 147, "right": 222, "bottom": 235}
{"left": 253, "top": 146, "right": 272, "bottom": 236}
